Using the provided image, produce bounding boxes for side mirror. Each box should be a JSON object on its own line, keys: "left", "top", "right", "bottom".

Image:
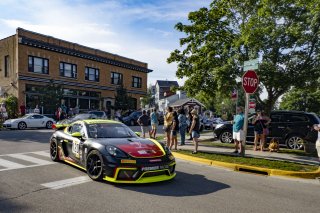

{"left": 71, "top": 132, "right": 82, "bottom": 138}
{"left": 135, "top": 132, "right": 141, "bottom": 137}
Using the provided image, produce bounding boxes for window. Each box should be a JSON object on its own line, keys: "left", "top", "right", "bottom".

{"left": 85, "top": 67, "right": 99, "bottom": 82}
{"left": 4, "top": 55, "right": 9, "bottom": 77}
{"left": 111, "top": 72, "right": 123, "bottom": 85}
{"left": 60, "top": 62, "right": 77, "bottom": 78}
{"left": 132, "top": 76, "right": 142, "bottom": 88}
{"left": 271, "top": 114, "right": 282, "bottom": 122}
{"left": 286, "top": 114, "right": 308, "bottom": 122}
{"left": 28, "top": 56, "right": 49, "bottom": 74}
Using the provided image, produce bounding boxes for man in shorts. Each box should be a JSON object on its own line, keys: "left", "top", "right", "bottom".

{"left": 150, "top": 109, "right": 158, "bottom": 139}
{"left": 137, "top": 110, "right": 150, "bottom": 138}
{"left": 232, "top": 107, "right": 244, "bottom": 154}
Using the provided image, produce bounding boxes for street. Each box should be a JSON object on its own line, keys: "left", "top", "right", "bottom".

{"left": 0, "top": 129, "right": 320, "bottom": 213}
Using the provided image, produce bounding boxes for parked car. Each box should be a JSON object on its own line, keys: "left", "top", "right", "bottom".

{"left": 213, "top": 110, "right": 320, "bottom": 149}
{"left": 122, "top": 111, "right": 142, "bottom": 126}
{"left": 3, "top": 113, "right": 56, "bottom": 130}
{"left": 88, "top": 110, "right": 107, "bottom": 118}
{"left": 54, "top": 113, "right": 98, "bottom": 130}
{"left": 202, "top": 117, "right": 230, "bottom": 130}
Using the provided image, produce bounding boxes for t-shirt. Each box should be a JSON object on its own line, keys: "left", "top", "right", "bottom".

{"left": 317, "top": 124, "right": 320, "bottom": 142}
{"left": 138, "top": 114, "right": 149, "bottom": 126}
{"left": 178, "top": 114, "right": 188, "bottom": 129}
{"left": 150, "top": 112, "right": 158, "bottom": 124}
{"left": 233, "top": 113, "right": 244, "bottom": 132}
{"left": 34, "top": 108, "right": 40, "bottom": 114}
{"left": 164, "top": 112, "right": 173, "bottom": 127}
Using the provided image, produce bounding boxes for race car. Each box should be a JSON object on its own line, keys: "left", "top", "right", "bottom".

{"left": 53, "top": 113, "right": 98, "bottom": 130}
{"left": 49, "top": 119, "right": 176, "bottom": 183}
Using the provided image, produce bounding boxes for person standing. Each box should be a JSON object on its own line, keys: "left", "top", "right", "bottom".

{"left": 253, "top": 110, "right": 271, "bottom": 151}
{"left": 178, "top": 108, "right": 188, "bottom": 146}
{"left": 137, "top": 110, "right": 150, "bottom": 138}
{"left": 170, "top": 111, "right": 179, "bottom": 150}
{"left": 150, "top": 108, "right": 158, "bottom": 139}
{"left": 187, "top": 106, "right": 193, "bottom": 140}
{"left": 164, "top": 106, "right": 173, "bottom": 147}
{"left": 20, "top": 102, "right": 26, "bottom": 116}
{"left": 313, "top": 124, "right": 320, "bottom": 165}
{"left": 34, "top": 105, "right": 40, "bottom": 114}
{"left": 232, "top": 107, "right": 245, "bottom": 154}
{"left": 0, "top": 103, "right": 8, "bottom": 121}
{"left": 189, "top": 109, "right": 200, "bottom": 154}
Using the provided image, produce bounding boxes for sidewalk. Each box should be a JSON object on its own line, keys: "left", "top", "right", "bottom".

{"left": 158, "top": 132, "right": 319, "bottom": 166}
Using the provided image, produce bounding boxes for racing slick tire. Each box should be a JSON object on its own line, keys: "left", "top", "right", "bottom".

{"left": 18, "top": 122, "right": 27, "bottom": 130}
{"left": 50, "top": 138, "right": 60, "bottom": 162}
{"left": 86, "top": 150, "right": 104, "bottom": 181}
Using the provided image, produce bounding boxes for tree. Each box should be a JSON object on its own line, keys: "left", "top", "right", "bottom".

{"left": 280, "top": 88, "right": 320, "bottom": 114}
{"left": 140, "top": 86, "right": 155, "bottom": 108}
{"left": 168, "top": 0, "right": 320, "bottom": 115}
{"left": 114, "top": 85, "right": 135, "bottom": 111}
{"left": 1, "top": 95, "right": 18, "bottom": 118}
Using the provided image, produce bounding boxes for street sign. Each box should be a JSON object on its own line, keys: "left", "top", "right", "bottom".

{"left": 242, "top": 70, "right": 259, "bottom": 94}
{"left": 243, "top": 58, "right": 259, "bottom": 71}
{"left": 249, "top": 102, "right": 256, "bottom": 109}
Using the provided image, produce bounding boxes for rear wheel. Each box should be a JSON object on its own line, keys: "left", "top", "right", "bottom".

{"left": 219, "top": 130, "right": 233, "bottom": 143}
{"left": 286, "top": 135, "right": 304, "bottom": 150}
{"left": 46, "top": 121, "right": 53, "bottom": 129}
{"left": 18, "top": 122, "right": 27, "bottom": 130}
{"left": 50, "top": 138, "right": 60, "bottom": 162}
{"left": 86, "top": 150, "right": 104, "bottom": 181}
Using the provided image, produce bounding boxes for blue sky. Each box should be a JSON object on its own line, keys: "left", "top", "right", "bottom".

{"left": 0, "top": 0, "right": 212, "bottom": 86}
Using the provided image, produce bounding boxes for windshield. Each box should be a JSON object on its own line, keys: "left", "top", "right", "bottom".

{"left": 87, "top": 123, "right": 137, "bottom": 138}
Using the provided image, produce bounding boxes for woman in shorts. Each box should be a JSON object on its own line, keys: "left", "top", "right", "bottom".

{"left": 170, "top": 111, "right": 179, "bottom": 150}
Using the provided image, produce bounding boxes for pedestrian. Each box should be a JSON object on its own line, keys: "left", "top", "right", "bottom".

{"left": 187, "top": 106, "right": 193, "bottom": 140}
{"left": 0, "top": 103, "right": 8, "bottom": 122}
{"left": 232, "top": 107, "right": 245, "bottom": 154}
{"left": 20, "top": 102, "right": 26, "bottom": 116}
{"left": 253, "top": 110, "right": 271, "bottom": 151}
{"left": 164, "top": 106, "right": 173, "bottom": 147}
{"left": 74, "top": 105, "right": 79, "bottom": 115}
{"left": 137, "top": 110, "right": 150, "bottom": 138}
{"left": 150, "top": 108, "right": 159, "bottom": 139}
{"left": 313, "top": 124, "right": 320, "bottom": 165}
{"left": 115, "top": 109, "right": 122, "bottom": 122}
{"left": 178, "top": 108, "right": 188, "bottom": 146}
{"left": 170, "top": 111, "right": 179, "bottom": 150}
{"left": 189, "top": 109, "right": 200, "bottom": 154}
{"left": 34, "top": 105, "right": 40, "bottom": 114}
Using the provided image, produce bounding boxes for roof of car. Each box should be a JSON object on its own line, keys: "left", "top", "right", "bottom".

{"left": 82, "top": 119, "right": 122, "bottom": 124}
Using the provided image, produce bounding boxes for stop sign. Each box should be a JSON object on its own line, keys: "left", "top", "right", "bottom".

{"left": 242, "top": 70, "right": 259, "bottom": 94}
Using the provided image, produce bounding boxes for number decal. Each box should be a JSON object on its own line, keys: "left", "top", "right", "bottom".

{"left": 72, "top": 140, "right": 80, "bottom": 158}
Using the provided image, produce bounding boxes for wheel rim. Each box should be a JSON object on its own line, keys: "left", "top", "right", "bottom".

{"left": 19, "top": 122, "right": 26, "bottom": 129}
{"left": 50, "top": 141, "right": 57, "bottom": 159}
{"left": 287, "top": 137, "right": 303, "bottom": 149}
{"left": 87, "top": 155, "right": 102, "bottom": 177}
{"left": 47, "top": 121, "right": 53, "bottom": 128}
{"left": 221, "top": 132, "right": 232, "bottom": 143}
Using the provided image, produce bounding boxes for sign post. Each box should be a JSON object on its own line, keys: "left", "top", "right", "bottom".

{"left": 241, "top": 66, "right": 259, "bottom": 156}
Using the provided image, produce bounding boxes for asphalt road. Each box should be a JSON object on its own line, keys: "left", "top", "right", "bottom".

{"left": 0, "top": 129, "right": 320, "bottom": 213}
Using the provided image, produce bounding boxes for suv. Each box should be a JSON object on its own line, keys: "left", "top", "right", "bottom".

{"left": 214, "top": 111, "right": 320, "bottom": 149}
{"left": 122, "top": 111, "right": 142, "bottom": 126}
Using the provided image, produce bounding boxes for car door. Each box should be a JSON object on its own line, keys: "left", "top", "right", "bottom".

{"left": 269, "top": 113, "right": 287, "bottom": 143}
{"left": 32, "top": 114, "right": 46, "bottom": 127}
{"left": 283, "top": 113, "right": 310, "bottom": 137}
{"left": 66, "top": 123, "right": 83, "bottom": 162}
{"left": 25, "top": 115, "right": 43, "bottom": 127}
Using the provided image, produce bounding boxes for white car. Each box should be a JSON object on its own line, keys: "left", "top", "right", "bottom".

{"left": 3, "top": 113, "right": 56, "bottom": 130}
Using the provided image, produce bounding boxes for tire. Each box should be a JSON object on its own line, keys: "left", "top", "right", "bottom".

{"left": 219, "top": 130, "right": 233, "bottom": 143}
{"left": 46, "top": 121, "right": 53, "bottom": 129}
{"left": 130, "top": 120, "right": 135, "bottom": 126}
{"left": 286, "top": 135, "right": 304, "bottom": 150}
{"left": 18, "top": 122, "right": 27, "bottom": 130}
{"left": 50, "top": 138, "right": 60, "bottom": 162}
{"left": 86, "top": 150, "right": 104, "bottom": 181}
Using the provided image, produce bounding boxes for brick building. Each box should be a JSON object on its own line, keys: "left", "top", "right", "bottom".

{"left": 0, "top": 28, "right": 152, "bottom": 114}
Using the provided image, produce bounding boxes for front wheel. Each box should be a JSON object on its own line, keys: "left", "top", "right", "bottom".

{"left": 46, "top": 121, "right": 53, "bottom": 129}
{"left": 86, "top": 150, "right": 104, "bottom": 181}
{"left": 50, "top": 138, "right": 60, "bottom": 162}
{"left": 219, "top": 130, "right": 233, "bottom": 143}
{"left": 18, "top": 122, "right": 27, "bottom": 130}
{"left": 286, "top": 135, "right": 304, "bottom": 150}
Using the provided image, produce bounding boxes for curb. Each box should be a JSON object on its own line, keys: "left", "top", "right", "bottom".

{"left": 172, "top": 152, "right": 320, "bottom": 179}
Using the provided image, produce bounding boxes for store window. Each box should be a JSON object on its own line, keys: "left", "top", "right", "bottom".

{"left": 132, "top": 76, "right": 142, "bottom": 88}
{"left": 28, "top": 56, "right": 49, "bottom": 74}
{"left": 85, "top": 67, "right": 99, "bottom": 82}
{"left": 60, "top": 62, "right": 77, "bottom": 78}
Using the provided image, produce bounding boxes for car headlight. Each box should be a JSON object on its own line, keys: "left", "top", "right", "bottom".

{"left": 106, "top": 146, "right": 128, "bottom": 158}
{"left": 215, "top": 124, "right": 225, "bottom": 129}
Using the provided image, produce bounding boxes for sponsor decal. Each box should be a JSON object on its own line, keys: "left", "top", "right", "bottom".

{"left": 121, "top": 159, "right": 137, "bottom": 164}
{"left": 138, "top": 150, "right": 156, "bottom": 155}
{"left": 141, "top": 165, "right": 169, "bottom": 171}
{"left": 149, "top": 159, "right": 162, "bottom": 163}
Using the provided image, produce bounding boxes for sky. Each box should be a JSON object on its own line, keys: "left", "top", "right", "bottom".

{"left": 0, "top": 0, "right": 212, "bottom": 87}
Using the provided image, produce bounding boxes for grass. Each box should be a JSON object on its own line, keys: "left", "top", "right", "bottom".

{"left": 176, "top": 150, "right": 319, "bottom": 172}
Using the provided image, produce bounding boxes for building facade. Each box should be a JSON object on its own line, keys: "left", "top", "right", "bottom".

{"left": 0, "top": 28, "right": 152, "bottom": 114}
{"left": 154, "top": 80, "right": 179, "bottom": 104}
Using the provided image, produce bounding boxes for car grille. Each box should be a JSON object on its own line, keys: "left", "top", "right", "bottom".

{"left": 142, "top": 171, "right": 167, "bottom": 178}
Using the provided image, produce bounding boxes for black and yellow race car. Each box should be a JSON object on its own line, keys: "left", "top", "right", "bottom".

{"left": 49, "top": 119, "right": 176, "bottom": 183}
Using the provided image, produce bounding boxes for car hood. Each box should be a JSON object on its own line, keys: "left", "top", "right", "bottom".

{"left": 4, "top": 118, "right": 19, "bottom": 123}
{"left": 95, "top": 138, "right": 165, "bottom": 158}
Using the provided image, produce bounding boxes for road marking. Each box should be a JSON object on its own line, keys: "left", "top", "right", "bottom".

{"left": 31, "top": 151, "right": 50, "bottom": 158}
{"left": 41, "top": 176, "right": 91, "bottom": 189}
{"left": 7, "top": 153, "right": 53, "bottom": 165}
{"left": 0, "top": 158, "right": 26, "bottom": 170}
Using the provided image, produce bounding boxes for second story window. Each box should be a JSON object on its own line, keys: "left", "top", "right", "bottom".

{"left": 60, "top": 62, "right": 77, "bottom": 78}
{"left": 132, "top": 76, "right": 142, "bottom": 88}
{"left": 85, "top": 67, "right": 99, "bottom": 82}
{"left": 111, "top": 72, "right": 123, "bottom": 85}
{"left": 28, "top": 56, "right": 49, "bottom": 74}
{"left": 4, "top": 55, "right": 9, "bottom": 77}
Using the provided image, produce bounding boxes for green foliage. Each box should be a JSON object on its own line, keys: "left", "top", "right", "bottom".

{"left": 280, "top": 88, "right": 320, "bottom": 114}
{"left": 114, "top": 85, "right": 135, "bottom": 110}
{"left": 2, "top": 95, "right": 18, "bottom": 118}
{"left": 140, "top": 86, "right": 154, "bottom": 108}
{"left": 38, "top": 79, "right": 64, "bottom": 114}
{"left": 168, "top": 0, "right": 320, "bottom": 114}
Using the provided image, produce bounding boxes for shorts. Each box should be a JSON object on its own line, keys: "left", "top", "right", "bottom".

{"left": 233, "top": 130, "right": 244, "bottom": 142}
{"left": 164, "top": 125, "right": 172, "bottom": 133}
{"left": 141, "top": 126, "right": 149, "bottom": 135}
{"left": 316, "top": 140, "right": 320, "bottom": 158}
{"left": 171, "top": 130, "right": 177, "bottom": 137}
{"left": 151, "top": 123, "right": 158, "bottom": 130}
{"left": 192, "top": 130, "right": 200, "bottom": 139}
{"left": 254, "top": 130, "right": 263, "bottom": 135}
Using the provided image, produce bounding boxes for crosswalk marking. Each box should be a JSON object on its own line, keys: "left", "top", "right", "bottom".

{"left": 41, "top": 176, "right": 91, "bottom": 190}
{"left": 0, "top": 150, "right": 55, "bottom": 172}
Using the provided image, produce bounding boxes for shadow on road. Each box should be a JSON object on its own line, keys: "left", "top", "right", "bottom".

{"left": 0, "top": 194, "right": 30, "bottom": 213}
{"left": 115, "top": 171, "right": 230, "bottom": 197}
{"left": 0, "top": 130, "right": 53, "bottom": 144}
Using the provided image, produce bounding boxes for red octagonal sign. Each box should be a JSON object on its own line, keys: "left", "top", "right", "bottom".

{"left": 242, "top": 70, "right": 259, "bottom": 94}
